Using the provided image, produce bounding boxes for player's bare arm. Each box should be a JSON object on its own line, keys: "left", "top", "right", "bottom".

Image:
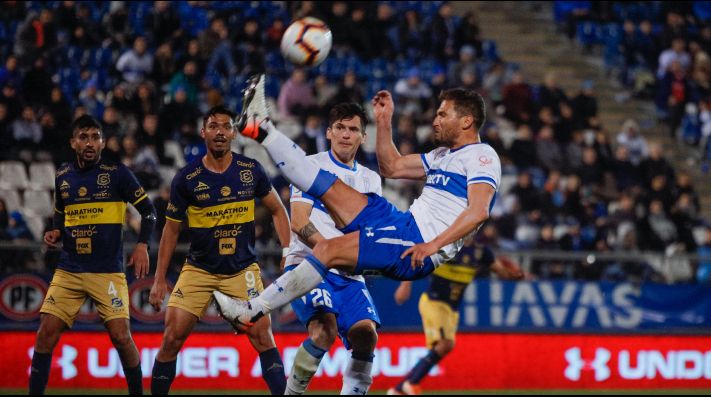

{"left": 43, "top": 229, "right": 61, "bottom": 249}
{"left": 149, "top": 220, "right": 180, "bottom": 311}
{"left": 291, "top": 201, "right": 325, "bottom": 248}
{"left": 402, "top": 183, "right": 495, "bottom": 269}
{"left": 394, "top": 281, "right": 413, "bottom": 305}
{"left": 491, "top": 258, "right": 525, "bottom": 280}
{"left": 372, "top": 91, "right": 426, "bottom": 180}
{"left": 261, "top": 187, "right": 291, "bottom": 269}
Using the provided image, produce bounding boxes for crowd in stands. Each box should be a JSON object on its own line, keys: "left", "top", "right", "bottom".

{"left": 0, "top": 1, "right": 709, "bottom": 283}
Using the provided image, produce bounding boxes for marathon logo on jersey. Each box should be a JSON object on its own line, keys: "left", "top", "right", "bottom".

{"left": 97, "top": 173, "right": 110, "bottom": 186}
{"left": 188, "top": 201, "right": 255, "bottom": 228}
{"left": 64, "top": 202, "right": 127, "bottom": 226}
{"left": 194, "top": 181, "right": 210, "bottom": 192}
{"left": 0, "top": 275, "right": 48, "bottom": 321}
{"left": 76, "top": 238, "right": 92, "bottom": 254}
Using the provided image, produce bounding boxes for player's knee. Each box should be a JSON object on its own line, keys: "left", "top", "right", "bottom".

{"left": 34, "top": 317, "right": 64, "bottom": 352}
{"left": 311, "top": 327, "right": 337, "bottom": 348}
{"left": 347, "top": 323, "right": 378, "bottom": 352}
{"left": 435, "top": 339, "right": 455, "bottom": 355}
{"left": 109, "top": 332, "right": 134, "bottom": 351}
{"left": 160, "top": 329, "right": 188, "bottom": 356}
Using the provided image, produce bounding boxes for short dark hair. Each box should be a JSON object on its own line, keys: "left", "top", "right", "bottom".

{"left": 439, "top": 88, "right": 486, "bottom": 131}
{"left": 71, "top": 114, "right": 102, "bottom": 136}
{"left": 203, "top": 105, "right": 236, "bottom": 127}
{"left": 328, "top": 102, "right": 367, "bottom": 132}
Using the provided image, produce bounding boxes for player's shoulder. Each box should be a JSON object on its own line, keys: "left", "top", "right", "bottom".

{"left": 359, "top": 163, "right": 381, "bottom": 181}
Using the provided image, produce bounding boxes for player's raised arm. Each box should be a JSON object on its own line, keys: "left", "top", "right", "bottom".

{"left": 372, "top": 91, "right": 426, "bottom": 180}
{"left": 290, "top": 200, "right": 325, "bottom": 249}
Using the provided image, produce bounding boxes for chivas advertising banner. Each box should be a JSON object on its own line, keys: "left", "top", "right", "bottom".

{"left": 0, "top": 332, "right": 710, "bottom": 390}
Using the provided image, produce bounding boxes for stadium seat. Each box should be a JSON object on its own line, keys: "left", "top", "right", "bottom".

{"left": 0, "top": 161, "right": 29, "bottom": 190}
{"left": 21, "top": 209, "right": 46, "bottom": 241}
{"left": 498, "top": 174, "right": 517, "bottom": 195}
{"left": 0, "top": 189, "right": 21, "bottom": 212}
{"left": 158, "top": 165, "right": 177, "bottom": 187}
{"left": 28, "top": 162, "right": 56, "bottom": 191}
{"left": 22, "top": 189, "right": 53, "bottom": 218}
{"left": 163, "top": 140, "right": 186, "bottom": 169}
{"left": 242, "top": 145, "right": 278, "bottom": 177}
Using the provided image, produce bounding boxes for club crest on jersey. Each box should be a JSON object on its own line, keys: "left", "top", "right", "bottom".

{"left": 194, "top": 181, "right": 210, "bottom": 192}
{"left": 240, "top": 170, "right": 253, "bottom": 183}
{"left": 97, "top": 173, "right": 110, "bottom": 186}
{"left": 111, "top": 297, "right": 124, "bottom": 309}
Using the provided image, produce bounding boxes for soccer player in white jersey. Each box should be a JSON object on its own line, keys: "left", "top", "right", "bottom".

{"left": 285, "top": 103, "right": 382, "bottom": 395}
{"left": 213, "top": 75, "right": 501, "bottom": 373}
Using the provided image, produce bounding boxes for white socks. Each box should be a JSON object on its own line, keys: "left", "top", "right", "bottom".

{"left": 251, "top": 256, "right": 328, "bottom": 315}
{"left": 341, "top": 357, "right": 373, "bottom": 395}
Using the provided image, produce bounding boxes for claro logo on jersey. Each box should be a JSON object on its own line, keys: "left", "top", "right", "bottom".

{"left": 564, "top": 347, "right": 711, "bottom": 381}
{"left": 0, "top": 275, "right": 48, "bottom": 321}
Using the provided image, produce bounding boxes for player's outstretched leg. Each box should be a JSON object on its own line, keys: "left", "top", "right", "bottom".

{"left": 236, "top": 74, "right": 338, "bottom": 200}
{"left": 213, "top": 254, "right": 329, "bottom": 329}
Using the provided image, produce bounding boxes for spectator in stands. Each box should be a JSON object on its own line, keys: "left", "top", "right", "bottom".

{"left": 562, "top": 174, "right": 585, "bottom": 221}
{"left": 610, "top": 146, "right": 641, "bottom": 192}
{"left": 116, "top": 36, "right": 153, "bottom": 85}
{"left": 278, "top": 68, "right": 316, "bottom": 119}
{"left": 0, "top": 55, "right": 21, "bottom": 89}
{"left": 265, "top": 17, "right": 286, "bottom": 50}
{"left": 121, "top": 135, "right": 160, "bottom": 190}
{"left": 158, "top": 86, "right": 199, "bottom": 141}
{"left": 325, "top": 1, "right": 350, "bottom": 49}
{"left": 658, "top": 59, "right": 693, "bottom": 138}
{"left": 14, "top": 12, "right": 44, "bottom": 68}
{"left": 502, "top": 70, "right": 535, "bottom": 124}
{"left": 482, "top": 61, "right": 506, "bottom": 106}
{"left": 510, "top": 171, "right": 540, "bottom": 214}
{"left": 145, "top": 1, "right": 183, "bottom": 48}
{"left": 168, "top": 60, "right": 200, "bottom": 106}
{"left": 673, "top": 171, "right": 700, "bottom": 213}
{"left": 152, "top": 185, "right": 171, "bottom": 244}
{"left": 538, "top": 72, "right": 568, "bottom": 117}
{"left": 46, "top": 86, "right": 72, "bottom": 131}
{"left": 234, "top": 17, "right": 263, "bottom": 75}
{"left": 658, "top": 37, "right": 691, "bottom": 78}
{"left": 616, "top": 119, "right": 648, "bottom": 165}
{"left": 398, "top": 9, "right": 426, "bottom": 59}
{"left": 577, "top": 147, "right": 605, "bottom": 188}
{"left": 455, "top": 11, "right": 483, "bottom": 57}
{"left": 0, "top": 104, "right": 10, "bottom": 159}
{"left": 571, "top": 80, "right": 599, "bottom": 130}
{"left": 313, "top": 75, "right": 337, "bottom": 111}
{"left": 103, "top": 2, "right": 131, "bottom": 48}
{"left": 371, "top": 3, "right": 396, "bottom": 58}
{"left": 394, "top": 67, "right": 432, "bottom": 116}
{"left": 328, "top": 71, "right": 364, "bottom": 111}
{"left": 132, "top": 81, "right": 160, "bottom": 121}
{"left": 138, "top": 114, "right": 166, "bottom": 165}
{"left": 641, "top": 199, "right": 678, "bottom": 252}
{"left": 671, "top": 192, "right": 699, "bottom": 252}
{"left": 640, "top": 142, "right": 676, "bottom": 188}
{"left": 430, "top": 2, "right": 457, "bottom": 61}
{"left": 0, "top": 82, "right": 21, "bottom": 122}
{"left": 345, "top": 7, "right": 373, "bottom": 59}
{"left": 509, "top": 124, "right": 537, "bottom": 171}
{"left": 78, "top": 77, "right": 104, "bottom": 119}
{"left": 151, "top": 43, "right": 177, "bottom": 88}
{"left": 564, "top": 130, "right": 585, "bottom": 173}
{"left": 22, "top": 57, "right": 53, "bottom": 108}
{"left": 11, "top": 105, "right": 42, "bottom": 151}
{"left": 4, "top": 211, "right": 34, "bottom": 241}
{"left": 178, "top": 38, "right": 206, "bottom": 79}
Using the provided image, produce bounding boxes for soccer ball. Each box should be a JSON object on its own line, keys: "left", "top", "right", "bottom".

{"left": 280, "top": 17, "right": 332, "bottom": 67}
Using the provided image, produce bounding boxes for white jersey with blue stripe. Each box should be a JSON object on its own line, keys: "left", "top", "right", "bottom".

{"left": 286, "top": 151, "right": 382, "bottom": 280}
{"left": 409, "top": 143, "right": 501, "bottom": 265}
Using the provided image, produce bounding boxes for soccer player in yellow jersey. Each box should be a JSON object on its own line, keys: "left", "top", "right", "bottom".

{"left": 388, "top": 242, "right": 523, "bottom": 395}
{"left": 148, "top": 106, "right": 291, "bottom": 395}
{"left": 30, "top": 115, "right": 157, "bottom": 395}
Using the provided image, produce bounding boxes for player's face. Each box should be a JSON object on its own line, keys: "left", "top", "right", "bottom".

{"left": 432, "top": 100, "right": 460, "bottom": 146}
{"left": 201, "top": 113, "right": 235, "bottom": 157}
{"left": 327, "top": 116, "right": 364, "bottom": 163}
{"left": 71, "top": 127, "right": 104, "bottom": 164}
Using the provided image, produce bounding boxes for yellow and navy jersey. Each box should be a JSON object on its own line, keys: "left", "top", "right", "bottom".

{"left": 426, "top": 244, "right": 495, "bottom": 310}
{"left": 54, "top": 158, "right": 149, "bottom": 273}
{"left": 166, "top": 153, "right": 272, "bottom": 275}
